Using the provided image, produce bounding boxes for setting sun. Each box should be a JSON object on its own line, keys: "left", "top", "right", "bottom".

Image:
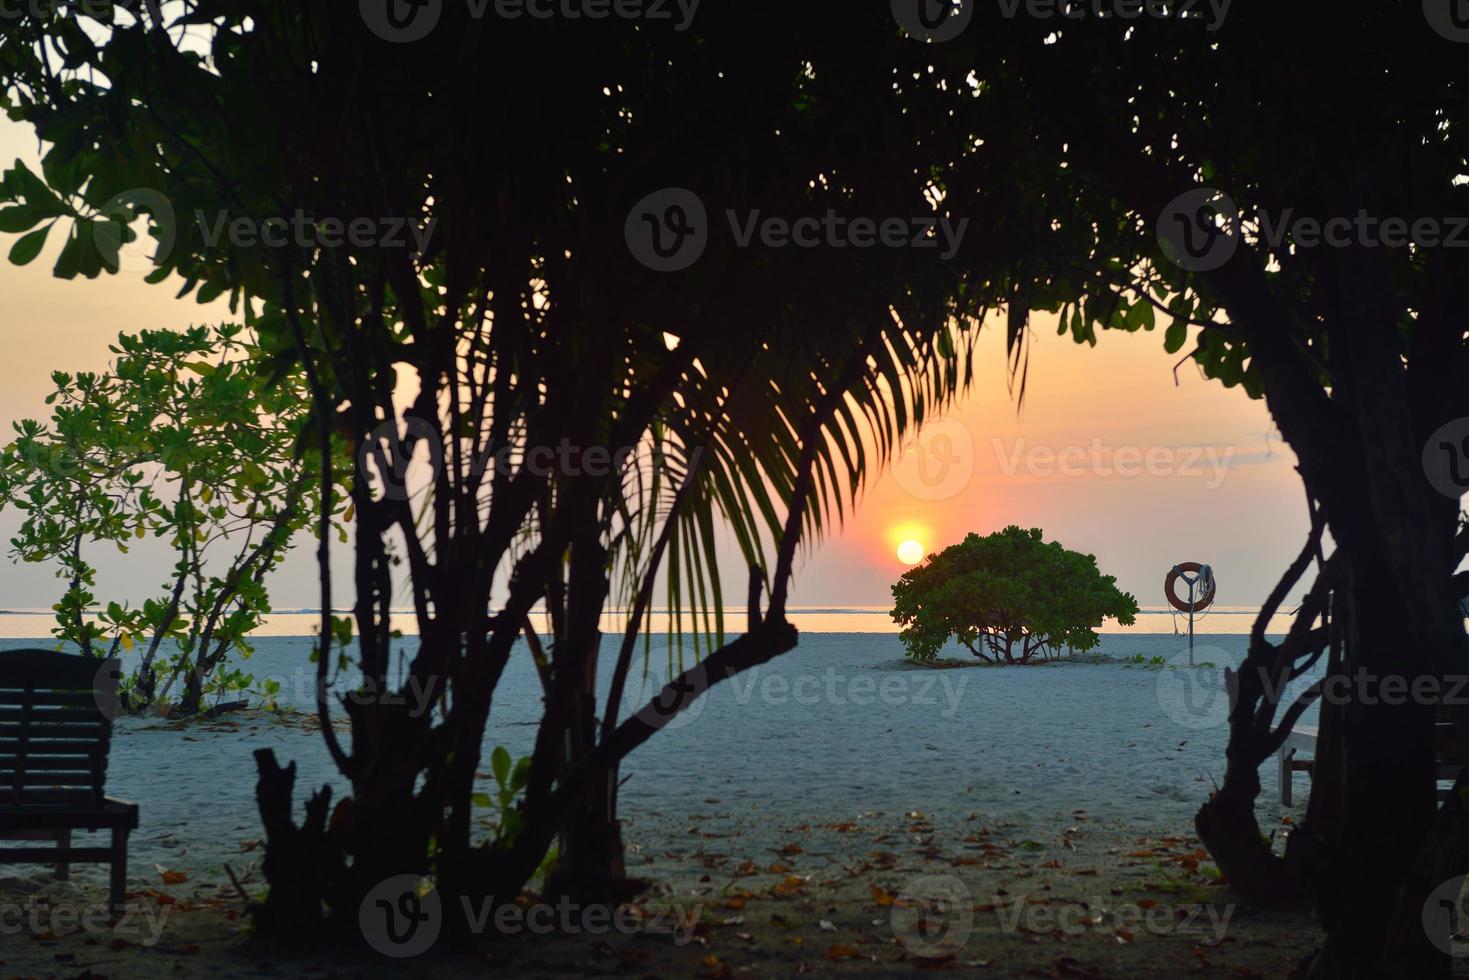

{"left": 896, "top": 539, "right": 926, "bottom": 566}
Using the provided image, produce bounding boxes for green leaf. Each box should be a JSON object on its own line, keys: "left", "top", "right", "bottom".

{"left": 1164, "top": 319, "right": 1188, "bottom": 355}
{"left": 491, "top": 745, "right": 511, "bottom": 787}
{"left": 0, "top": 207, "right": 42, "bottom": 234}
{"left": 8, "top": 226, "right": 49, "bottom": 266}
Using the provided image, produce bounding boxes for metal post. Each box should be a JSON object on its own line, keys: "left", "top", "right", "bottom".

{"left": 1187, "top": 578, "right": 1196, "bottom": 666}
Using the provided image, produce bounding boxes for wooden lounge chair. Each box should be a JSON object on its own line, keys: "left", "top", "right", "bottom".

{"left": 1277, "top": 725, "right": 1317, "bottom": 807}
{"left": 1278, "top": 718, "right": 1464, "bottom": 807}
{"left": 0, "top": 651, "right": 139, "bottom": 913}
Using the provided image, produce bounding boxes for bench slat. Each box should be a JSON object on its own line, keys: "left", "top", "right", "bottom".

{"left": 0, "top": 846, "right": 117, "bottom": 863}
{"left": 0, "top": 723, "right": 108, "bottom": 740}
{"left": 0, "top": 741, "right": 106, "bottom": 756}
{"left": 0, "top": 692, "right": 101, "bottom": 708}
{"left": 0, "top": 755, "right": 98, "bottom": 771}
{"left": 0, "top": 798, "right": 139, "bottom": 831}
{"left": 2, "top": 772, "right": 100, "bottom": 786}
{"left": 0, "top": 708, "right": 105, "bottom": 723}
{"left": 2, "top": 791, "right": 97, "bottom": 808}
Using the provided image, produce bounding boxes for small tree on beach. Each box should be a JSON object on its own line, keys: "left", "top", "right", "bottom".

{"left": 0, "top": 325, "right": 324, "bottom": 715}
{"left": 891, "top": 526, "right": 1138, "bottom": 664}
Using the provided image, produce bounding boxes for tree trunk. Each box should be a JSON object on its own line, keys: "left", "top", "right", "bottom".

{"left": 1195, "top": 753, "right": 1296, "bottom": 899}
{"left": 544, "top": 630, "right": 641, "bottom": 906}
{"left": 1300, "top": 555, "right": 1440, "bottom": 977}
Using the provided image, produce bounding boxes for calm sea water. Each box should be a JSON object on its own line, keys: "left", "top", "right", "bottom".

{"left": 0, "top": 626, "right": 1311, "bottom": 879}
{"left": 0, "top": 604, "right": 1289, "bottom": 639}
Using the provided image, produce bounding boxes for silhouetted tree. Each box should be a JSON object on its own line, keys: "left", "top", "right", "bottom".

{"left": 0, "top": 0, "right": 994, "bottom": 937}
{"left": 903, "top": 6, "right": 1469, "bottom": 975}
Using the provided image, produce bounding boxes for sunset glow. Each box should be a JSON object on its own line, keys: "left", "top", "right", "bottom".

{"left": 896, "top": 539, "right": 925, "bottom": 566}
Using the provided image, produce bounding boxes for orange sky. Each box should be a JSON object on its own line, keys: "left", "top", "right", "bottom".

{"left": 0, "top": 118, "right": 1310, "bottom": 613}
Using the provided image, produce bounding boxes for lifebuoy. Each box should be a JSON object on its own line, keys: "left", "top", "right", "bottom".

{"left": 1165, "top": 562, "right": 1216, "bottom": 613}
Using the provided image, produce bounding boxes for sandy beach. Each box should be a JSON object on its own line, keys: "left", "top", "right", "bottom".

{"left": 0, "top": 632, "right": 1338, "bottom": 977}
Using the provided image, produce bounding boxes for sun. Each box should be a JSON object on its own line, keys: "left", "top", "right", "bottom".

{"left": 896, "top": 539, "right": 926, "bottom": 566}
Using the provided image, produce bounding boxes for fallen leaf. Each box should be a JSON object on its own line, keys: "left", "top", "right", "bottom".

{"left": 156, "top": 866, "right": 189, "bottom": 886}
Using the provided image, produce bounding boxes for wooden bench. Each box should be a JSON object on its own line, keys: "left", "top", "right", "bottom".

{"left": 1278, "top": 720, "right": 1464, "bottom": 807}
{"left": 0, "top": 651, "right": 139, "bottom": 913}
{"left": 1277, "top": 725, "right": 1318, "bottom": 807}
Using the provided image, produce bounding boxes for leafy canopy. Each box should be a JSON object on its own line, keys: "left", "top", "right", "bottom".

{"left": 0, "top": 324, "right": 329, "bottom": 713}
{"left": 891, "top": 526, "right": 1138, "bottom": 664}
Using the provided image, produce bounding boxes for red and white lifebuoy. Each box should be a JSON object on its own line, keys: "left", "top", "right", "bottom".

{"left": 1165, "top": 562, "right": 1216, "bottom": 613}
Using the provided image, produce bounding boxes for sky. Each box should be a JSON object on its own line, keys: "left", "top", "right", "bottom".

{"left": 0, "top": 115, "right": 1310, "bottom": 615}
